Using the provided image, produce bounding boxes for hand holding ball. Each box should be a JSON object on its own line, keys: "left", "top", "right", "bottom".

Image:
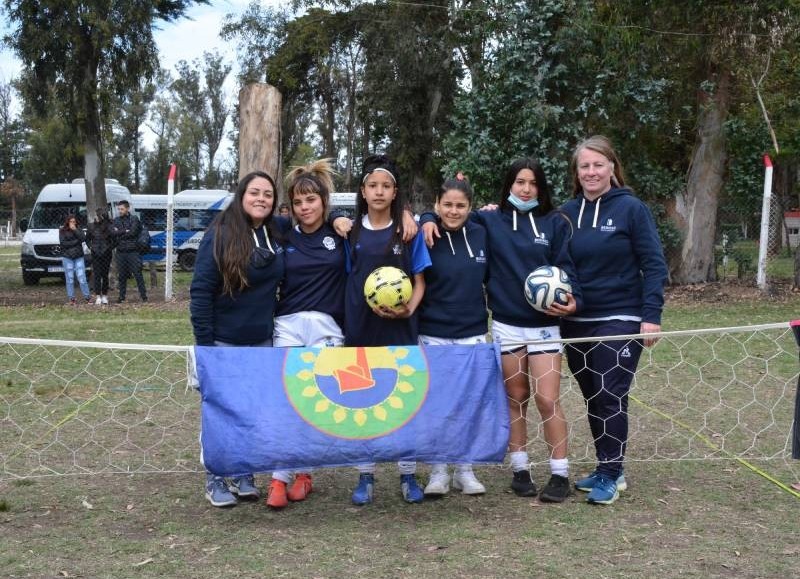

{"left": 364, "top": 266, "right": 412, "bottom": 310}
{"left": 524, "top": 266, "right": 572, "bottom": 313}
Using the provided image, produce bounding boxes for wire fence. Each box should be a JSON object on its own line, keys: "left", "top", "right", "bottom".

{"left": 1, "top": 325, "right": 797, "bottom": 491}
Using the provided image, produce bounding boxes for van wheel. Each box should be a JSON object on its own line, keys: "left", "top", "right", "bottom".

{"left": 178, "top": 250, "right": 196, "bottom": 272}
{"left": 22, "top": 271, "right": 40, "bottom": 286}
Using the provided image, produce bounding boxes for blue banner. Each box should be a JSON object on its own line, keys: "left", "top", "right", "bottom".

{"left": 196, "top": 344, "right": 509, "bottom": 475}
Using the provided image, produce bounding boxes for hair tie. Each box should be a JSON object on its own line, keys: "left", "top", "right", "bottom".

{"left": 456, "top": 172, "right": 465, "bottom": 181}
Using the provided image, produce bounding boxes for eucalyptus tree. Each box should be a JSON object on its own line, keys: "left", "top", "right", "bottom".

{"left": 3, "top": 0, "right": 207, "bottom": 222}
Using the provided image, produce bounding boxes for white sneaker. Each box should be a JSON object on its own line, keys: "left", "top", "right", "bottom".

{"left": 453, "top": 470, "right": 486, "bottom": 495}
{"left": 101, "top": 295, "right": 108, "bottom": 305}
{"left": 95, "top": 296, "right": 102, "bottom": 305}
{"left": 424, "top": 472, "right": 450, "bottom": 495}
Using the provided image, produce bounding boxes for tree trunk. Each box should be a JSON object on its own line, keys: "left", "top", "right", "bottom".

{"left": 671, "top": 73, "right": 729, "bottom": 284}
{"left": 794, "top": 244, "right": 800, "bottom": 289}
{"left": 81, "top": 68, "right": 107, "bottom": 225}
{"left": 239, "top": 84, "right": 282, "bottom": 188}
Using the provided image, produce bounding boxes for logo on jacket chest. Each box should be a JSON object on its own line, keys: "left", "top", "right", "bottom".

{"left": 476, "top": 249, "right": 487, "bottom": 263}
{"left": 600, "top": 218, "right": 616, "bottom": 233}
{"left": 533, "top": 233, "right": 549, "bottom": 246}
{"left": 323, "top": 236, "right": 336, "bottom": 251}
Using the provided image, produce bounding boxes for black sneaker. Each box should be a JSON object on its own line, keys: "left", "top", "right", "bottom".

{"left": 510, "top": 470, "right": 537, "bottom": 497}
{"left": 539, "top": 474, "right": 571, "bottom": 503}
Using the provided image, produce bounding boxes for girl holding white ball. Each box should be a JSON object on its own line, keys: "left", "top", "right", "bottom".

{"left": 421, "top": 158, "right": 581, "bottom": 503}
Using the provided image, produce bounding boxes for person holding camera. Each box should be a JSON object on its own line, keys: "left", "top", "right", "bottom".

{"left": 111, "top": 200, "right": 148, "bottom": 303}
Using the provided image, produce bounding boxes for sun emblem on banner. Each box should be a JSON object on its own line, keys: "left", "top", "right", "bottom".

{"left": 284, "top": 346, "right": 429, "bottom": 439}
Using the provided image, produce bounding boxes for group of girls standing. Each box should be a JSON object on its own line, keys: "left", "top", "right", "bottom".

{"left": 190, "top": 133, "right": 668, "bottom": 510}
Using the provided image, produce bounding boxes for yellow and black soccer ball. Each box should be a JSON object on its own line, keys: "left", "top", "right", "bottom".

{"left": 364, "top": 266, "right": 412, "bottom": 310}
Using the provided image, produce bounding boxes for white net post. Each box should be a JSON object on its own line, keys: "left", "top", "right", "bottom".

{"left": 164, "top": 164, "right": 176, "bottom": 301}
{"left": 757, "top": 154, "right": 773, "bottom": 290}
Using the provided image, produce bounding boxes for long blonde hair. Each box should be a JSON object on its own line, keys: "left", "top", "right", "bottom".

{"left": 570, "top": 135, "right": 626, "bottom": 196}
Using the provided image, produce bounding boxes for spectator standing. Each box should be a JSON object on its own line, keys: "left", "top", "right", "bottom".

{"left": 87, "top": 209, "right": 114, "bottom": 305}
{"left": 111, "top": 200, "right": 147, "bottom": 303}
{"left": 58, "top": 215, "right": 92, "bottom": 305}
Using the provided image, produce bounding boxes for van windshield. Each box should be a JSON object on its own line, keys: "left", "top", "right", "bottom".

{"left": 29, "top": 202, "right": 115, "bottom": 229}
{"left": 29, "top": 202, "right": 87, "bottom": 229}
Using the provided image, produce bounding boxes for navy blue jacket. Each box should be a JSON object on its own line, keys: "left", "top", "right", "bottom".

{"left": 421, "top": 208, "right": 582, "bottom": 328}
{"left": 560, "top": 187, "right": 667, "bottom": 324}
{"left": 418, "top": 221, "right": 488, "bottom": 339}
{"left": 190, "top": 226, "right": 285, "bottom": 346}
{"left": 275, "top": 221, "right": 346, "bottom": 327}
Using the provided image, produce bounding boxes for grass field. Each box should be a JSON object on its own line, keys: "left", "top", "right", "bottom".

{"left": 1, "top": 245, "right": 800, "bottom": 578}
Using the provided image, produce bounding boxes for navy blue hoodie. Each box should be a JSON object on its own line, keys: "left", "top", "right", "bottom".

{"left": 560, "top": 187, "right": 668, "bottom": 324}
{"left": 420, "top": 208, "right": 582, "bottom": 328}
{"left": 418, "top": 220, "right": 489, "bottom": 339}
{"left": 190, "top": 226, "right": 285, "bottom": 346}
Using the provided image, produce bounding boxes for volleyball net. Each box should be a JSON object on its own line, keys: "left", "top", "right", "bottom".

{"left": 1, "top": 322, "right": 798, "bottom": 489}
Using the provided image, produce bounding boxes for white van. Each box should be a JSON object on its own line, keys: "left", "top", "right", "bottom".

{"left": 329, "top": 192, "right": 357, "bottom": 218}
{"left": 19, "top": 179, "right": 132, "bottom": 285}
{"left": 131, "top": 189, "right": 232, "bottom": 271}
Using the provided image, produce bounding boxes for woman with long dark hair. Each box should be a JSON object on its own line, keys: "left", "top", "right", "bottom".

{"left": 190, "top": 170, "right": 285, "bottom": 508}
{"left": 58, "top": 214, "right": 92, "bottom": 305}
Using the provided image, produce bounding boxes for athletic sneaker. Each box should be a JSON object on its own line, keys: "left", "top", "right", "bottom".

{"left": 510, "top": 470, "right": 538, "bottom": 497}
{"left": 229, "top": 475, "right": 260, "bottom": 500}
{"left": 266, "top": 479, "right": 288, "bottom": 508}
{"left": 424, "top": 471, "right": 450, "bottom": 495}
{"left": 287, "top": 473, "right": 313, "bottom": 502}
{"left": 586, "top": 474, "right": 619, "bottom": 505}
{"left": 205, "top": 475, "right": 237, "bottom": 507}
{"left": 400, "top": 474, "right": 424, "bottom": 503}
{"left": 575, "top": 471, "right": 627, "bottom": 493}
{"left": 94, "top": 296, "right": 102, "bottom": 305}
{"left": 69, "top": 297, "right": 77, "bottom": 305}
{"left": 101, "top": 295, "right": 109, "bottom": 305}
{"left": 453, "top": 470, "right": 486, "bottom": 495}
{"left": 352, "top": 473, "right": 374, "bottom": 506}
{"left": 539, "top": 474, "right": 571, "bottom": 503}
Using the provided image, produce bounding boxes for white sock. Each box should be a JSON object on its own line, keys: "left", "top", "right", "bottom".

{"left": 397, "top": 461, "right": 416, "bottom": 475}
{"left": 550, "top": 458, "right": 569, "bottom": 478}
{"left": 454, "top": 464, "right": 474, "bottom": 475}
{"left": 430, "top": 463, "right": 448, "bottom": 475}
{"left": 357, "top": 463, "right": 376, "bottom": 475}
{"left": 271, "top": 470, "right": 291, "bottom": 483}
{"left": 510, "top": 451, "right": 529, "bottom": 472}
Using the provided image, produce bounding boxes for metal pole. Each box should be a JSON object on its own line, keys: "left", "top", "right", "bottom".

{"left": 164, "top": 164, "right": 176, "bottom": 301}
{"left": 756, "top": 155, "right": 773, "bottom": 290}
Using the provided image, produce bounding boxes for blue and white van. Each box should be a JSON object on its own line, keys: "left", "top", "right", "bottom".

{"left": 131, "top": 189, "right": 233, "bottom": 271}
{"left": 19, "top": 179, "right": 132, "bottom": 285}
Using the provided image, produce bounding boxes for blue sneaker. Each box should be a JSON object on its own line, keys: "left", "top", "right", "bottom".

{"left": 352, "top": 473, "right": 374, "bottom": 506}
{"left": 229, "top": 475, "right": 260, "bottom": 500}
{"left": 400, "top": 474, "right": 424, "bottom": 504}
{"left": 575, "top": 471, "right": 627, "bottom": 493}
{"left": 586, "top": 474, "right": 619, "bottom": 505}
{"left": 205, "top": 475, "right": 237, "bottom": 507}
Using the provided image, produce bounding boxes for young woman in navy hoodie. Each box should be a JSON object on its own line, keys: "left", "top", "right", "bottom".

{"left": 417, "top": 175, "right": 489, "bottom": 497}
{"left": 190, "top": 170, "right": 285, "bottom": 508}
{"left": 422, "top": 158, "right": 581, "bottom": 503}
{"left": 560, "top": 135, "right": 668, "bottom": 505}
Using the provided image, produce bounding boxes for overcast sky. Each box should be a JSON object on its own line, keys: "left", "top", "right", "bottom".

{"left": 0, "top": 0, "right": 268, "bottom": 107}
{"left": 0, "top": 1, "right": 281, "bottom": 166}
